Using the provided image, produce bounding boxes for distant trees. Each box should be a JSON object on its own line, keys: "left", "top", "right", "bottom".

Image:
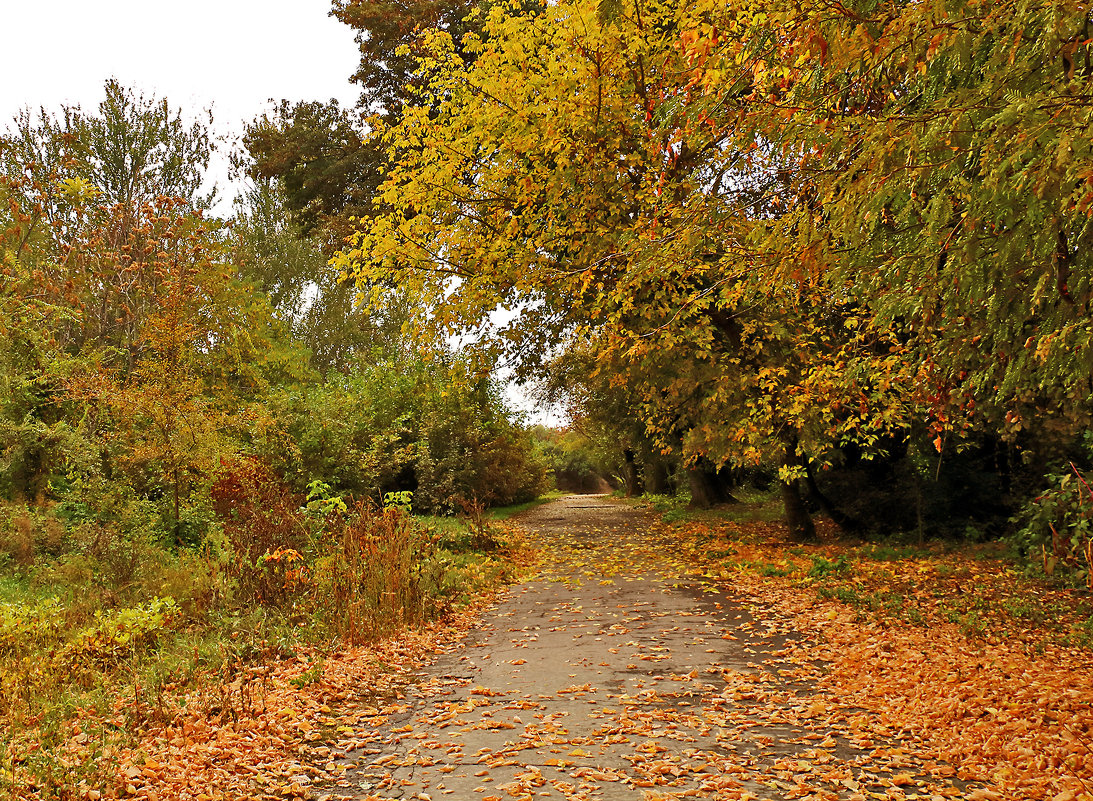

{"left": 3, "top": 78, "right": 214, "bottom": 212}
{"left": 243, "top": 0, "right": 482, "bottom": 245}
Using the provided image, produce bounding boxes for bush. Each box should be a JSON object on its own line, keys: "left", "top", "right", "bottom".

{"left": 209, "top": 458, "right": 310, "bottom": 605}
{"left": 0, "top": 505, "right": 64, "bottom": 568}
{"left": 532, "top": 427, "right": 613, "bottom": 493}
{"left": 1013, "top": 462, "right": 1093, "bottom": 586}
{"left": 260, "top": 358, "right": 548, "bottom": 513}
{"left": 311, "top": 501, "right": 442, "bottom": 643}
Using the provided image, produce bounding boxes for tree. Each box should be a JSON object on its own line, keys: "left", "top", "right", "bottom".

{"left": 680, "top": 0, "right": 1093, "bottom": 435}
{"left": 244, "top": 101, "right": 382, "bottom": 245}
{"left": 2, "top": 79, "right": 214, "bottom": 213}
{"left": 243, "top": 0, "right": 488, "bottom": 245}
{"left": 260, "top": 353, "right": 546, "bottom": 512}
{"left": 0, "top": 177, "right": 96, "bottom": 502}
{"left": 230, "top": 180, "right": 416, "bottom": 376}
{"left": 336, "top": 0, "right": 914, "bottom": 537}
{"left": 56, "top": 197, "right": 300, "bottom": 540}
{"left": 0, "top": 86, "right": 300, "bottom": 539}
{"left": 333, "top": 0, "right": 481, "bottom": 118}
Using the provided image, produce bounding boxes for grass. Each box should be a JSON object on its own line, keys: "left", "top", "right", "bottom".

{"left": 488, "top": 490, "right": 566, "bottom": 519}
{"left": 416, "top": 490, "right": 566, "bottom": 536}
{"left": 630, "top": 487, "right": 785, "bottom": 526}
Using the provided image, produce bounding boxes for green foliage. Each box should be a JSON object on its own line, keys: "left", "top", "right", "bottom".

{"left": 3, "top": 78, "right": 214, "bottom": 210}
{"left": 806, "top": 554, "right": 852, "bottom": 580}
{"left": 643, "top": 494, "right": 689, "bottom": 524}
{"left": 244, "top": 100, "right": 381, "bottom": 240}
{"left": 243, "top": 0, "right": 483, "bottom": 244}
{"left": 0, "top": 77, "right": 546, "bottom": 798}
{"left": 329, "top": 0, "right": 1093, "bottom": 557}
{"left": 1014, "top": 462, "right": 1093, "bottom": 587}
{"left": 306, "top": 478, "right": 349, "bottom": 517}
{"left": 66, "top": 597, "right": 179, "bottom": 669}
{"left": 264, "top": 356, "right": 546, "bottom": 513}
{"left": 383, "top": 490, "right": 414, "bottom": 513}
{"left": 533, "top": 426, "right": 614, "bottom": 493}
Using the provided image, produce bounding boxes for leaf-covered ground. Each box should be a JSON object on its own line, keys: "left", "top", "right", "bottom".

{"left": 95, "top": 495, "right": 1093, "bottom": 800}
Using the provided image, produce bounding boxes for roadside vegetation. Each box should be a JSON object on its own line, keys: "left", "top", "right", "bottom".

{"left": 634, "top": 488, "right": 1093, "bottom": 653}
{"left": 5, "top": 0, "right": 1093, "bottom": 794}
{"left": 0, "top": 82, "right": 547, "bottom": 799}
{"left": 0, "top": 478, "right": 534, "bottom": 798}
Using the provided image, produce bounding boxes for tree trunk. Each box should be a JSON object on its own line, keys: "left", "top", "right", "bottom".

{"left": 804, "top": 461, "right": 861, "bottom": 534}
{"left": 645, "top": 457, "right": 672, "bottom": 496}
{"left": 621, "top": 449, "right": 643, "bottom": 497}
{"left": 780, "top": 439, "right": 815, "bottom": 542}
{"left": 687, "top": 461, "right": 738, "bottom": 509}
{"left": 173, "top": 468, "right": 182, "bottom": 546}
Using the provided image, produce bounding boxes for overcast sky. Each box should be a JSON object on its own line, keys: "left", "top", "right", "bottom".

{"left": 1, "top": 1, "right": 361, "bottom": 120}
{"left": 1, "top": 1, "right": 362, "bottom": 210}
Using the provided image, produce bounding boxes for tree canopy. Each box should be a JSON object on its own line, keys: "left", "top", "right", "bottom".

{"left": 336, "top": 0, "right": 1093, "bottom": 537}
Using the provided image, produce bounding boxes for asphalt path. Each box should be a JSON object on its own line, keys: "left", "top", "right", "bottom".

{"left": 324, "top": 495, "right": 967, "bottom": 801}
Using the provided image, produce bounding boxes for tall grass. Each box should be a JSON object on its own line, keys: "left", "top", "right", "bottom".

{"left": 313, "top": 503, "right": 442, "bottom": 643}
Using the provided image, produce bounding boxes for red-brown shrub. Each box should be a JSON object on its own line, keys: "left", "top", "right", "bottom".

{"left": 209, "top": 458, "right": 309, "bottom": 605}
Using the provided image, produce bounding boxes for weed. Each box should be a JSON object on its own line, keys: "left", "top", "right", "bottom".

{"left": 759, "top": 562, "right": 793, "bottom": 578}
{"left": 1071, "top": 617, "right": 1093, "bottom": 648}
{"left": 383, "top": 490, "right": 414, "bottom": 513}
{"left": 860, "top": 543, "right": 930, "bottom": 562}
{"left": 903, "top": 606, "right": 926, "bottom": 626}
{"left": 941, "top": 604, "right": 989, "bottom": 639}
{"left": 807, "top": 554, "right": 852, "bottom": 579}
{"left": 290, "top": 658, "right": 325, "bottom": 688}
{"left": 456, "top": 497, "right": 502, "bottom": 552}
{"left": 833, "top": 585, "right": 865, "bottom": 606}
{"left": 210, "top": 458, "right": 310, "bottom": 606}
{"left": 1000, "top": 595, "right": 1042, "bottom": 622}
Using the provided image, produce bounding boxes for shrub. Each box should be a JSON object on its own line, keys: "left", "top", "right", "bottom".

{"left": 65, "top": 597, "right": 179, "bottom": 672}
{"left": 1014, "top": 463, "right": 1093, "bottom": 587}
{"left": 0, "top": 504, "right": 65, "bottom": 568}
{"left": 312, "top": 502, "right": 441, "bottom": 643}
{"left": 209, "top": 458, "right": 310, "bottom": 605}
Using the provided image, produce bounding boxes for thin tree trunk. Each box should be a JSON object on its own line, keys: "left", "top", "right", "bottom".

{"left": 645, "top": 457, "right": 672, "bottom": 496}
{"left": 781, "top": 439, "right": 815, "bottom": 542}
{"left": 622, "top": 449, "right": 643, "bottom": 497}
{"left": 173, "top": 468, "right": 182, "bottom": 545}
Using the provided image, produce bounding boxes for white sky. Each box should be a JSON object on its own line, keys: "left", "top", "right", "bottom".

{"left": 0, "top": 1, "right": 361, "bottom": 122}
{"left": 0, "top": 0, "right": 362, "bottom": 211}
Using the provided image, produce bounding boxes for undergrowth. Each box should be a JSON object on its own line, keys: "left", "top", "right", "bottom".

{"left": 660, "top": 497, "right": 1093, "bottom": 652}
{"left": 0, "top": 461, "right": 532, "bottom": 799}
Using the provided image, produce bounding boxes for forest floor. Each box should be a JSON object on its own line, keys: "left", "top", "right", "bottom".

{"left": 110, "top": 495, "right": 1093, "bottom": 801}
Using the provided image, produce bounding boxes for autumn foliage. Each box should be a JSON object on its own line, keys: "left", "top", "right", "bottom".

{"left": 338, "top": 0, "right": 1093, "bottom": 545}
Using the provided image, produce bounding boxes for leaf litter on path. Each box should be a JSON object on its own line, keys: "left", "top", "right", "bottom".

{"left": 108, "top": 496, "right": 1093, "bottom": 800}
{"left": 309, "top": 495, "right": 1089, "bottom": 801}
